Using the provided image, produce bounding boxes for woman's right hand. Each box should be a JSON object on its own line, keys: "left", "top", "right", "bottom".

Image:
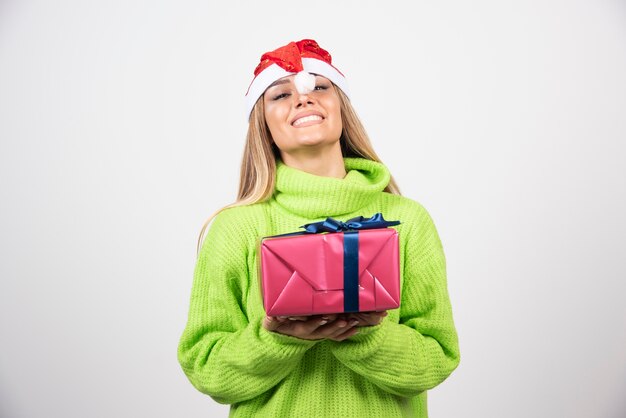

{"left": 263, "top": 315, "right": 359, "bottom": 341}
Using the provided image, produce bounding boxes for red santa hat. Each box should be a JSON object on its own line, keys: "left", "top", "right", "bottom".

{"left": 245, "top": 39, "right": 350, "bottom": 119}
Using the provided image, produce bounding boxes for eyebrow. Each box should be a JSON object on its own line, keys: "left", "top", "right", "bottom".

{"left": 267, "top": 78, "right": 291, "bottom": 89}
{"left": 266, "top": 73, "right": 323, "bottom": 89}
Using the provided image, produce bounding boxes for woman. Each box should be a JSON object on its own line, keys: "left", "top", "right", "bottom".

{"left": 178, "top": 39, "right": 460, "bottom": 417}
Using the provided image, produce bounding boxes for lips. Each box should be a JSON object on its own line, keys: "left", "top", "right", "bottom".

{"left": 291, "top": 112, "right": 324, "bottom": 127}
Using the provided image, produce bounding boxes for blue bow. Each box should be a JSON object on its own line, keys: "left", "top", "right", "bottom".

{"left": 300, "top": 212, "right": 400, "bottom": 233}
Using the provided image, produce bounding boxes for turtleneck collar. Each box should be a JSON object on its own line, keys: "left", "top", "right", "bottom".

{"left": 273, "top": 157, "right": 391, "bottom": 219}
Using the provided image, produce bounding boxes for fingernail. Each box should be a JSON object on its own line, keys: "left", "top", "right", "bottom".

{"left": 349, "top": 320, "right": 359, "bottom": 326}
{"left": 338, "top": 321, "right": 347, "bottom": 328}
{"left": 319, "top": 320, "right": 328, "bottom": 325}
{"left": 321, "top": 316, "right": 329, "bottom": 320}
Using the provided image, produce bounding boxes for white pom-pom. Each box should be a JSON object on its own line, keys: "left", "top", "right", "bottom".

{"left": 294, "top": 71, "right": 316, "bottom": 94}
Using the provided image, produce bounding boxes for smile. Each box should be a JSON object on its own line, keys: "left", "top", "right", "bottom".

{"left": 292, "top": 115, "right": 323, "bottom": 127}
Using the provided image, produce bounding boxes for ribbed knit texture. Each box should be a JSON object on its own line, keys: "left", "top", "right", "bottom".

{"left": 178, "top": 158, "right": 460, "bottom": 418}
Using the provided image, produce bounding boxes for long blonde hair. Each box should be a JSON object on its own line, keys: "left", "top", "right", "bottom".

{"left": 196, "top": 86, "right": 401, "bottom": 254}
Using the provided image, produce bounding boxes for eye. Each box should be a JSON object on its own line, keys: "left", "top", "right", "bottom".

{"left": 272, "top": 92, "right": 291, "bottom": 101}
{"left": 314, "top": 84, "right": 329, "bottom": 91}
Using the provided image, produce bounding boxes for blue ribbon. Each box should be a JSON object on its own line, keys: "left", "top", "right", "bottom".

{"left": 343, "top": 231, "right": 360, "bottom": 312}
{"left": 300, "top": 212, "right": 400, "bottom": 234}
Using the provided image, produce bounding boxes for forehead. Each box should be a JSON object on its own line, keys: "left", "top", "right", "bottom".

{"left": 266, "top": 73, "right": 329, "bottom": 89}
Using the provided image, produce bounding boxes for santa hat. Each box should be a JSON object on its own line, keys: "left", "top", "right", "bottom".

{"left": 245, "top": 39, "right": 350, "bottom": 119}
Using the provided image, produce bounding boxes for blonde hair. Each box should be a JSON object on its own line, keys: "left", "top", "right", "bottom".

{"left": 196, "top": 86, "right": 401, "bottom": 255}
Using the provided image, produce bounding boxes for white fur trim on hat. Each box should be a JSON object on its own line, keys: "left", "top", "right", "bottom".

{"left": 244, "top": 57, "right": 350, "bottom": 120}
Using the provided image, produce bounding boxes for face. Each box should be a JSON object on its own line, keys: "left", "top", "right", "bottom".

{"left": 263, "top": 75, "right": 343, "bottom": 154}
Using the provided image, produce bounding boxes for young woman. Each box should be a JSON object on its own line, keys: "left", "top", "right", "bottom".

{"left": 178, "top": 39, "right": 460, "bottom": 417}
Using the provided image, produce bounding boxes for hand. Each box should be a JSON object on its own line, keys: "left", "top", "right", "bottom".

{"left": 263, "top": 314, "right": 359, "bottom": 342}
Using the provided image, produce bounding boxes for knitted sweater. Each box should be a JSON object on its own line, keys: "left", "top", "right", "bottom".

{"left": 178, "top": 158, "right": 460, "bottom": 417}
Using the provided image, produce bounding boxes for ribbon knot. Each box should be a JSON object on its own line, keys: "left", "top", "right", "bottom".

{"left": 300, "top": 213, "right": 400, "bottom": 234}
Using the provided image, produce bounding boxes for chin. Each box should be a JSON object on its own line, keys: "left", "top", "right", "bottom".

{"left": 299, "top": 137, "right": 340, "bottom": 148}
{"left": 274, "top": 134, "right": 342, "bottom": 153}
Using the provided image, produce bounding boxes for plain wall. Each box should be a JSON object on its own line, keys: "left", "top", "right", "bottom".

{"left": 1, "top": 1, "right": 625, "bottom": 417}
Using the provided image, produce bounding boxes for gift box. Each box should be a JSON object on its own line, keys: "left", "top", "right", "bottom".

{"left": 259, "top": 213, "right": 400, "bottom": 316}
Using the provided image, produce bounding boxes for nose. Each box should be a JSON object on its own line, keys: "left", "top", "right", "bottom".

{"left": 295, "top": 92, "right": 314, "bottom": 108}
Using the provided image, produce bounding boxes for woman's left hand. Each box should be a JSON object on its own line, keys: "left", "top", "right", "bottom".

{"left": 263, "top": 314, "right": 358, "bottom": 341}
{"left": 275, "top": 311, "right": 387, "bottom": 328}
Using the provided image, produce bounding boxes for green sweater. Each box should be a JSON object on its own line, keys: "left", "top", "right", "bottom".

{"left": 178, "top": 158, "right": 460, "bottom": 417}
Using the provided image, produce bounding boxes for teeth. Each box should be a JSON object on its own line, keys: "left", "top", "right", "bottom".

{"left": 293, "top": 115, "right": 322, "bottom": 126}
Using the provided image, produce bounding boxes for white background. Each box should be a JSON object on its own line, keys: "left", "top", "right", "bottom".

{"left": 1, "top": 1, "right": 625, "bottom": 417}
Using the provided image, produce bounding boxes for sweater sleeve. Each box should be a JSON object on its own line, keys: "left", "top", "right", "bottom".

{"left": 177, "top": 209, "right": 317, "bottom": 404}
{"left": 329, "top": 205, "right": 460, "bottom": 397}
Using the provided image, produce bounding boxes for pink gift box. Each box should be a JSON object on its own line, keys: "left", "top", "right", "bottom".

{"left": 260, "top": 228, "right": 400, "bottom": 316}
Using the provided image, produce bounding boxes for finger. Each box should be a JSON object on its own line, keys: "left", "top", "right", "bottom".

{"left": 369, "top": 311, "right": 387, "bottom": 322}
{"left": 367, "top": 312, "right": 386, "bottom": 324}
{"left": 362, "top": 311, "right": 387, "bottom": 319}
{"left": 263, "top": 316, "right": 280, "bottom": 331}
{"left": 352, "top": 312, "right": 386, "bottom": 326}
{"left": 291, "top": 314, "right": 336, "bottom": 329}
{"left": 287, "top": 316, "right": 311, "bottom": 321}
{"left": 316, "top": 318, "right": 356, "bottom": 339}
{"left": 288, "top": 317, "right": 332, "bottom": 338}
{"left": 268, "top": 316, "right": 325, "bottom": 339}
{"left": 330, "top": 319, "right": 359, "bottom": 337}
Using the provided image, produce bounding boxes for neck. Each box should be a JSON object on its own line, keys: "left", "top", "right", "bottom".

{"left": 279, "top": 142, "right": 347, "bottom": 179}
{"left": 273, "top": 157, "right": 392, "bottom": 219}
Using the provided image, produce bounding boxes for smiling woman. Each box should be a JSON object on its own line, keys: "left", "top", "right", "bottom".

{"left": 177, "top": 39, "right": 460, "bottom": 418}
{"left": 263, "top": 74, "right": 343, "bottom": 163}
